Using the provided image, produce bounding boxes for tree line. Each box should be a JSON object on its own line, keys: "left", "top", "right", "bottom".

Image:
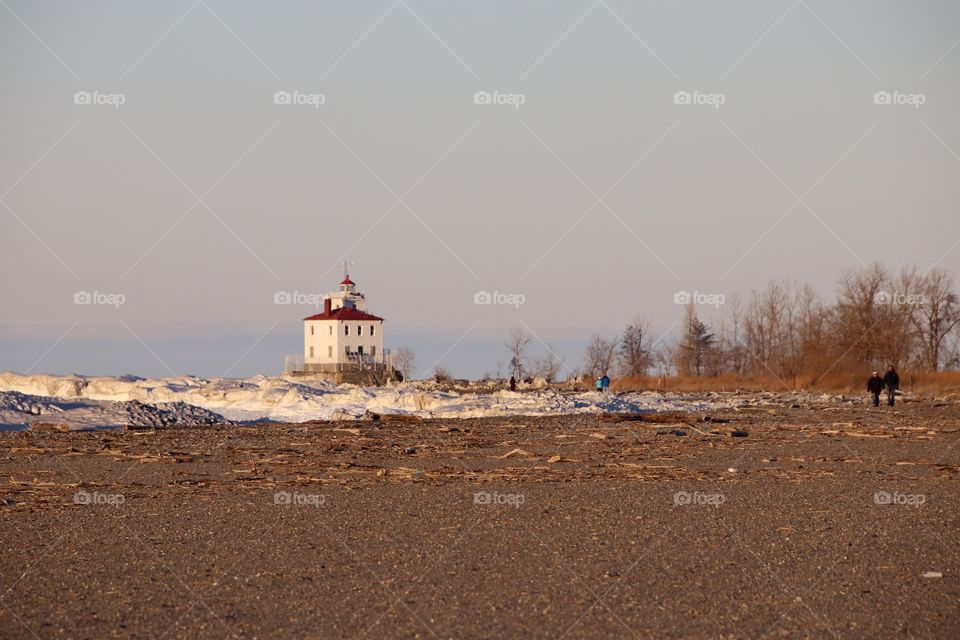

{"left": 595, "top": 265, "right": 959, "bottom": 383}
{"left": 500, "top": 264, "right": 958, "bottom": 385}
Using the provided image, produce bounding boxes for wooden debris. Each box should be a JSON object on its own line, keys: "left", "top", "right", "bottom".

{"left": 28, "top": 423, "right": 69, "bottom": 432}
{"left": 369, "top": 413, "right": 423, "bottom": 424}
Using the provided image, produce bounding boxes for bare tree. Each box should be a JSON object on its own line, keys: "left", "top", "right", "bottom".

{"left": 393, "top": 347, "right": 416, "bottom": 381}
{"left": 584, "top": 334, "right": 617, "bottom": 379}
{"left": 677, "top": 302, "right": 714, "bottom": 376}
{"left": 433, "top": 366, "right": 452, "bottom": 383}
{"left": 794, "top": 283, "right": 831, "bottom": 381}
{"left": 505, "top": 326, "right": 533, "bottom": 378}
{"left": 532, "top": 347, "right": 565, "bottom": 383}
{"left": 912, "top": 269, "right": 960, "bottom": 371}
{"left": 875, "top": 266, "right": 921, "bottom": 367}
{"left": 723, "top": 293, "right": 747, "bottom": 376}
{"left": 833, "top": 263, "right": 889, "bottom": 370}
{"left": 739, "top": 280, "right": 830, "bottom": 384}
{"left": 655, "top": 346, "right": 674, "bottom": 378}
{"left": 618, "top": 317, "right": 654, "bottom": 376}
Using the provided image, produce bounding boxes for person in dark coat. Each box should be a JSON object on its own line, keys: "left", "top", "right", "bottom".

{"left": 509, "top": 376, "right": 517, "bottom": 392}
{"left": 867, "top": 371, "right": 884, "bottom": 407}
{"left": 883, "top": 366, "right": 900, "bottom": 407}
{"left": 600, "top": 374, "right": 610, "bottom": 393}
{"left": 867, "top": 371, "right": 883, "bottom": 407}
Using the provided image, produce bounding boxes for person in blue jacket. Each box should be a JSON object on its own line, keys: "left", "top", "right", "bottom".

{"left": 600, "top": 374, "right": 610, "bottom": 393}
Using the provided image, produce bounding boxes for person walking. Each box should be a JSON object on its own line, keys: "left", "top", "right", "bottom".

{"left": 883, "top": 365, "right": 900, "bottom": 407}
{"left": 600, "top": 374, "right": 610, "bottom": 394}
{"left": 509, "top": 375, "right": 517, "bottom": 392}
{"left": 867, "top": 371, "right": 884, "bottom": 407}
{"left": 595, "top": 376, "right": 603, "bottom": 393}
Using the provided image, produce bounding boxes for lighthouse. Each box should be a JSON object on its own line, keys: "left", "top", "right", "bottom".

{"left": 299, "top": 274, "right": 386, "bottom": 373}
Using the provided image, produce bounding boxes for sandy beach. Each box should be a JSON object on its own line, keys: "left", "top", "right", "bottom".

{"left": 1, "top": 399, "right": 958, "bottom": 638}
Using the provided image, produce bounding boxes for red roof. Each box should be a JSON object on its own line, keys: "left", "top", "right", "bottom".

{"left": 304, "top": 306, "right": 383, "bottom": 322}
{"left": 340, "top": 277, "right": 355, "bottom": 286}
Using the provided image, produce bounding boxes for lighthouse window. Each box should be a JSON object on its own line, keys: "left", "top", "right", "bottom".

{"left": 369, "top": 325, "right": 375, "bottom": 336}
{"left": 328, "top": 346, "right": 332, "bottom": 358}
{"left": 357, "top": 325, "right": 361, "bottom": 336}
{"left": 371, "top": 346, "right": 376, "bottom": 357}
{"left": 309, "top": 346, "right": 314, "bottom": 358}
{"left": 344, "top": 325, "right": 349, "bottom": 336}
{"left": 328, "top": 326, "right": 332, "bottom": 335}
{"left": 310, "top": 326, "right": 314, "bottom": 336}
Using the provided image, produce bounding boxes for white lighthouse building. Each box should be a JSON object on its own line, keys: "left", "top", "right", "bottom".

{"left": 299, "top": 275, "right": 386, "bottom": 373}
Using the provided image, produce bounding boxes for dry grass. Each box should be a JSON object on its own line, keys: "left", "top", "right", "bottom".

{"left": 607, "top": 371, "right": 960, "bottom": 394}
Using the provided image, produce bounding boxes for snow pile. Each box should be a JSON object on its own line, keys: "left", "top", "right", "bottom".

{"left": 0, "top": 372, "right": 743, "bottom": 428}
{"left": 0, "top": 389, "right": 228, "bottom": 430}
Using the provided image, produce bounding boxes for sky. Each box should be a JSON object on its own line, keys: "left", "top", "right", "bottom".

{"left": 1, "top": 0, "right": 959, "bottom": 380}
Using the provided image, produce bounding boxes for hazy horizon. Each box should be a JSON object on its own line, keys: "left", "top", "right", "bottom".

{"left": 2, "top": 1, "right": 959, "bottom": 379}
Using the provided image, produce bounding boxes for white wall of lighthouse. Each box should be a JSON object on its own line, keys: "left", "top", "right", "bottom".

{"left": 304, "top": 319, "right": 383, "bottom": 365}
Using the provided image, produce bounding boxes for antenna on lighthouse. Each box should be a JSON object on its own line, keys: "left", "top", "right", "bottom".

{"left": 341, "top": 260, "right": 353, "bottom": 279}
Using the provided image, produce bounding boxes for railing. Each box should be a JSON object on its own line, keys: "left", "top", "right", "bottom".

{"left": 284, "top": 354, "right": 304, "bottom": 374}
{"left": 283, "top": 354, "right": 392, "bottom": 375}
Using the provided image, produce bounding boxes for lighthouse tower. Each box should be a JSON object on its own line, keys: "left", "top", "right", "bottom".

{"left": 301, "top": 274, "right": 385, "bottom": 371}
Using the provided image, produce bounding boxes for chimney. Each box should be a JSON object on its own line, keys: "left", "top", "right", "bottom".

{"left": 324, "top": 297, "right": 331, "bottom": 315}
